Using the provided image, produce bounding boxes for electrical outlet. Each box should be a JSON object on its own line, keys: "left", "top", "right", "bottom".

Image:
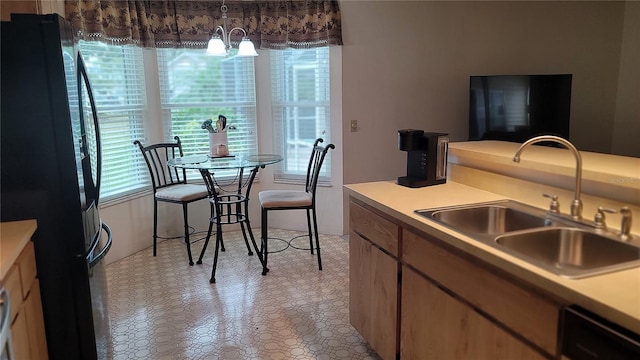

{"left": 350, "top": 119, "right": 358, "bottom": 132}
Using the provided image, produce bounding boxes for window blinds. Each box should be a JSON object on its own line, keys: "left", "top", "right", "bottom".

{"left": 157, "top": 48, "right": 258, "bottom": 179}
{"left": 78, "top": 41, "right": 149, "bottom": 200}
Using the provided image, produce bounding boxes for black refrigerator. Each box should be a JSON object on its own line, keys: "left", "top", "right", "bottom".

{"left": 1, "top": 14, "right": 112, "bottom": 359}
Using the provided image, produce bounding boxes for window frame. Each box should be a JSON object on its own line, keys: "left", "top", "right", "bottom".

{"left": 270, "top": 47, "right": 332, "bottom": 185}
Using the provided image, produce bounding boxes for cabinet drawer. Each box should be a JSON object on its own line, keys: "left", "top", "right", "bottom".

{"left": 349, "top": 201, "right": 399, "bottom": 256}
{"left": 15, "top": 241, "right": 37, "bottom": 298}
{"left": 403, "top": 229, "right": 561, "bottom": 356}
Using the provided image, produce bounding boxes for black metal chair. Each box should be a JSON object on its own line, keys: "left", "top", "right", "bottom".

{"left": 197, "top": 168, "right": 264, "bottom": 283}
{"left": 134, "top": 136, "right": 209, "bottom": 265}
{"left": 258, "top": 138, "right": 335, "bottom": 275}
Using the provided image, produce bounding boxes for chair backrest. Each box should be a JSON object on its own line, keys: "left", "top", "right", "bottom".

{"left": 305, "top": 138, "right": 335, "bottom": 196}
{"left": 133, "top": 136, "right": 187, "bottom": 192}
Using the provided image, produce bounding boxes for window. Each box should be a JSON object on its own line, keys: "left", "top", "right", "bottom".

{"left": 271, "top": 47, "right": 331, "bottom": 183}
{"left": 80, "top": 44, "right": 333, "bottom": 202}
{"left": 79, "top": 42, "right": 148, "bottom": 201}
{"left": 157, "top": 48, "right": 258, "bottom": 178}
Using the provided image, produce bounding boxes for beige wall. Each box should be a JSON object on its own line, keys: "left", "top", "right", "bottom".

{"left": 341, "top": 1, "right": 632, "bottom": 186}
{"left": 612, "top": 1, "right": 640, "bottom": 157}
{"left": 0, "top": 0, "right": 65, "bottom": 21}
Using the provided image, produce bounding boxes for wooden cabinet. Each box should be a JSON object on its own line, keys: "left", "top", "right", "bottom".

{"left": 1, "top": 221, "right": 48, "bottom": 360}
{"left": 0, "top": 0, "right": 65, "bottom": 21}
{"left": 348, "top": 197, "right": 563, "bottom": 359}
{"left": 24, "top": 280, "right": 47, "bottom": 359}
{"left": 403, "top": 229, "right": 561, "bottom": 356}
{"left": 349, "top": 201, "right": 399, "bottom": 360}
{"left": 401, "top": 266, "right": 545, "bottom": 359}
{"left": 349, "top": 229, "right": 371, "bottom": 338}
{"left": 10, "top": 306, "right": 31, "bottom": 359}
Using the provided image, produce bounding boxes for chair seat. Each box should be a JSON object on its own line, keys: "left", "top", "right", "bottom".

{"left": 259, "top": 190, "right": 312, "bottom": 208}
{"left": 156, "top": 184, "right": 208, "bottom": 202}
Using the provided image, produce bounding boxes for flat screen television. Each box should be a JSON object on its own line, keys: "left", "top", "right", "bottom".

{"left": 469, "top": 74, "right": 572, "bottom": 143}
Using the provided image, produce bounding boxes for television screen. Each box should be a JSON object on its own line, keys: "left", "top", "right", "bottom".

{"left": 469, "top": 74, "right": 572, "bottom": 143}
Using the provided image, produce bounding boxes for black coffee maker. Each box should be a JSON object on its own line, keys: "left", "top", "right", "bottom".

{"left": 397, "top": 129, "right": 449, "bottom": 188}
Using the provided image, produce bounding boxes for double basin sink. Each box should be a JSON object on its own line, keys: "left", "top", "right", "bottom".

{"left": 416, "top": 200, "right": 640, "bottom": 279}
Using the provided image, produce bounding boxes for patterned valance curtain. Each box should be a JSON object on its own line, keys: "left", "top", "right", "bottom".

{"left": 65, "top": 0, "right": 342, "bottom": 49}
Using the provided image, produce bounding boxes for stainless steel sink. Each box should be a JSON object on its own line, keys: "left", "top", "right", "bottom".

{"left": 428, "top": 205, "right": 550, "bottom": 234}
{"left": 496, "top": 228, "right": 640, "bottom": 278}
{"left": 416, "top": 200, "right": 555, "bottom": 235}
{"left": 416, "top": 200, "right": 640, "bottom": 278}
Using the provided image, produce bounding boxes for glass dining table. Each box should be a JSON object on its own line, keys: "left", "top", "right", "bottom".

{"left": 167, "top": 153, "right": 283, "bottom": 199}
{"left": 167, "top": 153, "right": 282, "bottom": 283}
{"left": 167, "top": 153, "right": 282, "bottom": 173}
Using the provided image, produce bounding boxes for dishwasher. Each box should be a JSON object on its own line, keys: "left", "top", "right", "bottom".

{"left": 562, "top": 305, "right": 640, "bottom": 359}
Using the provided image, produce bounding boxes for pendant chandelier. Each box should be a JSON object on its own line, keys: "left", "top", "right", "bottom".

{"left": 206, "top": 1, "right": 258, "bottom": 57}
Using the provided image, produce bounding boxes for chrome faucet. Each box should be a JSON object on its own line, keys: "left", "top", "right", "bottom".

{"left": 513, "top": 135, "right": 583, "bottom": 220}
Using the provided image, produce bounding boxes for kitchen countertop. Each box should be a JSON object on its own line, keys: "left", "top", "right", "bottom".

{"left": 0, "top": 220, "right": 37, "bottom": 278}
{"left": 344, "top": 180, "right": 640, "bottom": 334}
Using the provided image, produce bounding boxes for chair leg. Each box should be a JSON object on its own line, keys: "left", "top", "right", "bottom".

{"left": 215, "top": 203, "right": 226, "bottom": 252}
{"left": 183, "top": 204, "right": 194, "bottom": 266}
{"left": 210, "top": 223, "right": 223, "bottom": 284}
{"left": 306, "top": 209, "right": 314, "bottom": 255}
{"left": 153, "top": 199, "right": 158, "bottom": 257}
{"left": 240, "top": 200, "right": 253, "bottom": 255}
{"left": 312, "top": 207, "right": 322, "bottom": 271}
{"left": 244, "top": 217, "right": 265, "bottom": 268}
{"left": 260, "top": 207, "right": 269, "bottom": 275}
{"left": 239, "top": 222, "right": 254, "bottom": 256}
{"left": 219, "top": 235, "right": 226, "bottom": 252}
{"left": 197, "top": 216, "right": 214, "bottom": 265}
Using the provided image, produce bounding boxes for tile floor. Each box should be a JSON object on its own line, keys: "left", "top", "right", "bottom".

{"left": 106, "top": 228, "right": 381, "bottom": 360}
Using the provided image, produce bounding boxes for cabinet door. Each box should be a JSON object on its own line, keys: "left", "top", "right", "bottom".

{"left": 24, "top": 280, "right": 48, "bottom": 360}
{"left": 349, "top": 230, "right": 372, "bottom": 339}
{"left": 349, "top": 230, "right": 398, "bottom": 360}
{"left": 401, "top": 267, "right": 544, "bottom": 360}
{"left": 10, "top": 307, "right": 32, "bottom": 360}
{"left": 403, "top": 229, "right": 560, "bottom": 354}
{"left": 369, "top": 244, "right": 398, "bottom": 360}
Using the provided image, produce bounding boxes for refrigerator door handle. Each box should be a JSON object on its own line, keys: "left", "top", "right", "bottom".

{"left": 77, "top": 53, "right": 102, "bottom": 202}
{"left": 87, "top": 223, "right": 112, "bottom": 268}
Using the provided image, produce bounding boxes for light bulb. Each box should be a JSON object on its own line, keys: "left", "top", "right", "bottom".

{"left": 237, "top": 38, "right": 258, "bottom": 57}
{"left": 206, "top": 36, "right": 227, "bottom": 56}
